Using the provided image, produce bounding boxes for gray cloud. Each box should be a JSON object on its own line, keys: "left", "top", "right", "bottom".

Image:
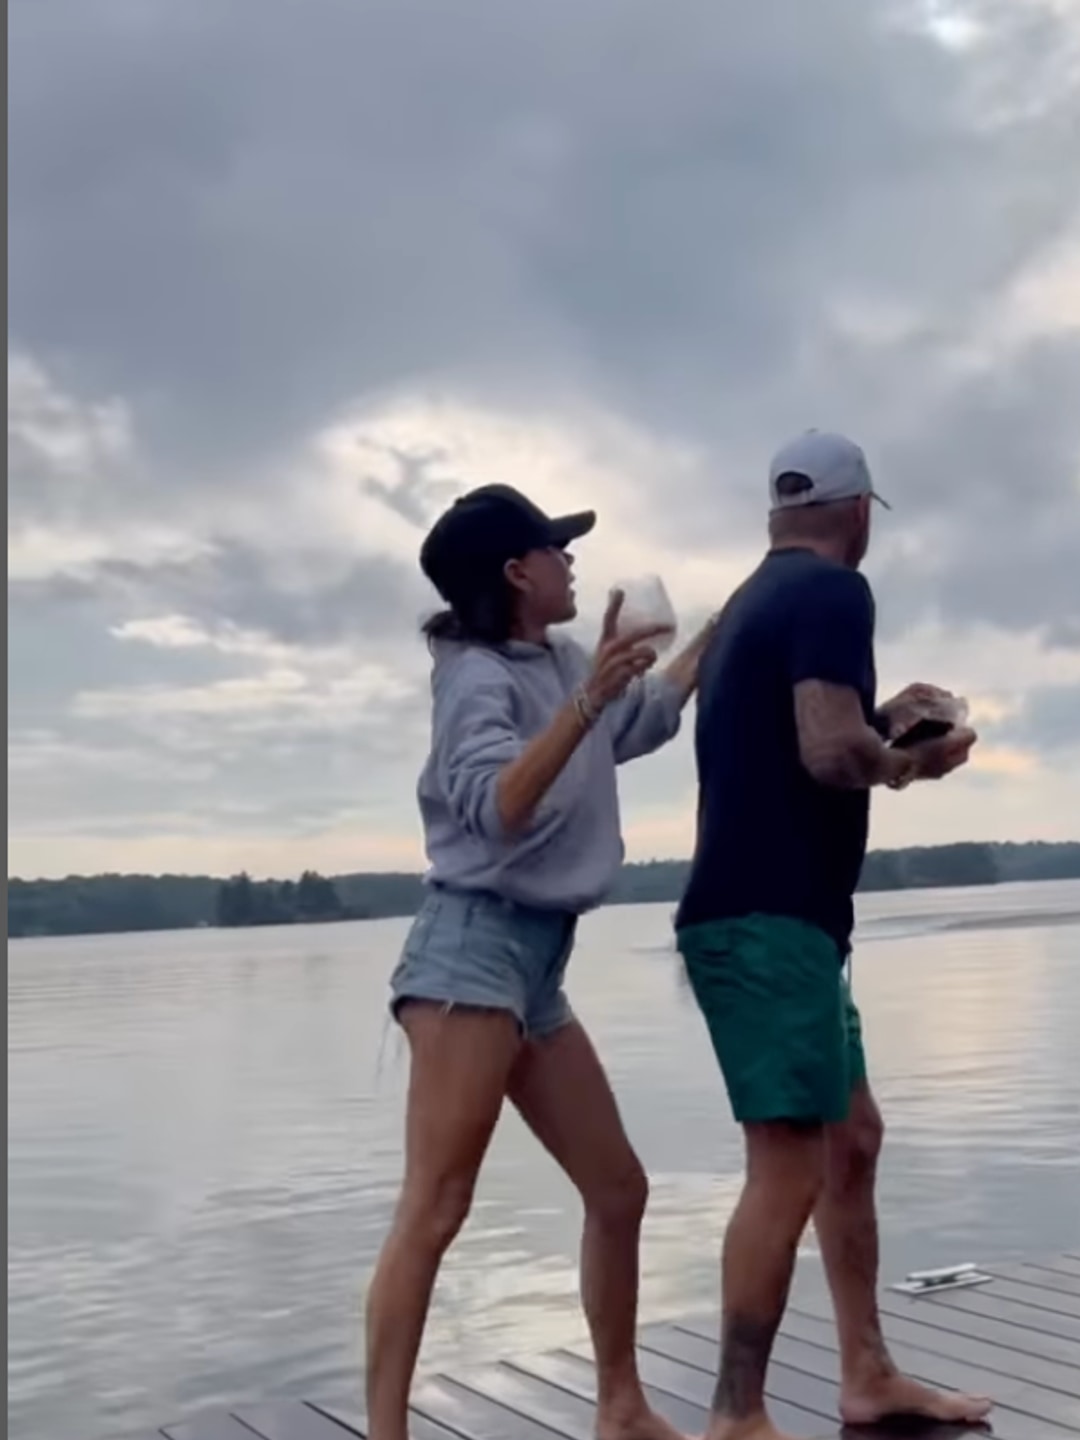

{"left": 8, "top": 539, "right": 433, "bottom": 855}
{"left": 11, "top": 0, "right": 1079, "bottom": 602}
{"left": 361, "top": 449, "right": 464, "bottom": 529}
{"left": 8, "top": 0, "right": 1080, "bottom": 871}
{"left": 1047, "top": 620, "right": 1080, "bottom": 651}
{"left": 77, "top": 543, "right": 426, "bottom": 648}
{"left": 10, "top": 1, "right": 1078, "bottom": 466}
{"left": 864, "top": 330, "right": 1080, "bottom": 641}
{"left": 997, "top": 683, "right": 1080, "bottom": 755}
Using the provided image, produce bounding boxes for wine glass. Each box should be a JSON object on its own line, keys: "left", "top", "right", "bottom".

{"left": 611, "top": 574, "right": 678, "bottom": 654}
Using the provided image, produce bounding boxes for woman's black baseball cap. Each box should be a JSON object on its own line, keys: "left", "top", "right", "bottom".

{"left": 420, "top": 484, "right": 596, "bottom": 605}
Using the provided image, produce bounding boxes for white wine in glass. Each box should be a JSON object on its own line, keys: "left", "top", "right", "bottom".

{"left": 612, "top": 574, "right": 677, "bottom": 654}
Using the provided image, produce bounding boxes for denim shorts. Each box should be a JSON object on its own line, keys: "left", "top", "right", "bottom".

{"left": 390, "top": 887, "right": 577, "bottom": 1038}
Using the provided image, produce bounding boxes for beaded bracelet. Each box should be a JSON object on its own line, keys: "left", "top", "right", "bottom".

{"left": 886, "top": 752, "right": 918, "bottom": 791}
{"left": 573, "top": 685, "right": 601, "bottom": 731}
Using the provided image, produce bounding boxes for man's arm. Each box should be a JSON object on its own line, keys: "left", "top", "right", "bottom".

{"left": 795, "top": 679, "right": 915, "bottom": 790}
{"left": 788, "top": 568, "right": 914, "bottom": 791}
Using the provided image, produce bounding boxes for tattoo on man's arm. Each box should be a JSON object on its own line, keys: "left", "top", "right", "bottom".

{"left": 713, "top": 1313, "right": 781, "bottom": 1419}
{"left": 795, "top": 680, "right": 889, "bottom": 789}
{"left": 818, "top": 739, "right": 883, "bottom": 789}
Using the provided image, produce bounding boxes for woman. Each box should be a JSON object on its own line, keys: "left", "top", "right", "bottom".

{"left": 366, "top": 483, "right": 713, "bottom": 1440}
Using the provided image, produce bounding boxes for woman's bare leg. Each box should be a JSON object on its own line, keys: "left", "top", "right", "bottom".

{"left": 509, "top": 1020, "right": 686, "bottom": 1440}
{"left": 365, "top": 1003, "right": 522, "bottom": 1440}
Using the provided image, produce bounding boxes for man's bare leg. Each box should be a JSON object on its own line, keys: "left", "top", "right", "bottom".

{"left": 707, "top": 1122, "right": 825, "bottom": 1440}
{"left": 815, "top": 1083, "right": 992, "bottom": 1427}
{"left": 509, "top": 1020, "right": 684, "bottom": 1440}
{"left": 365, "top": 1004, "right": 522, "bottom": 1440}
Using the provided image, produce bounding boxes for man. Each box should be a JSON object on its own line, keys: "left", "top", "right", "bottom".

{"left": 675, "top": 432, "right": 992, "bottom": 1440}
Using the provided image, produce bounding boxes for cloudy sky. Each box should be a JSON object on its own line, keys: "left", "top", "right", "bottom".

{"left": 9, "top": 0, "right": 1080, "bottom": 881}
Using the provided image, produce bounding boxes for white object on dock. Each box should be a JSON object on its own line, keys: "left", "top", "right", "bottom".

{"left": 890, "top": 1262, "right": 994, "bottom": 1296}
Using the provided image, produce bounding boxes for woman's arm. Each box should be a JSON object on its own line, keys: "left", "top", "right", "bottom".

{"left": 493, "top": 697, "right": 597, "bottom": 834}
{"left": 607, "top": 612, "right": 720, "bottom": 764}
{"left": 437, "top": 607, "right": 668, "bottom": 839}
{"left": 660, "top": 612, "right": 721, "bottom": 704}
{"left": 497, "top": 606, "right": 671, "bottom": 833}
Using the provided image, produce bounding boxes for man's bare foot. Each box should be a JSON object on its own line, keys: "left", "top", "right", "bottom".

{"left": 841, "top": 1372, "right": 993, "bottom": 1428}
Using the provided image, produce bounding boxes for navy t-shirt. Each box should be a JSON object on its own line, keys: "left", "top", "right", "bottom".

{"left": 676, "top": 548, "right": 879, "bottom": 954}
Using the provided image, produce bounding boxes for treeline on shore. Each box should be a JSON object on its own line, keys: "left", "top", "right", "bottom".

{"left": 7, "top": 841, "right": 1080, "bottom": 939}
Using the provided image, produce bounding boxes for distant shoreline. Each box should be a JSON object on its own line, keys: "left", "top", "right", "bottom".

{"left": 7, "top": 840, "right": 1080, "bottom": 940}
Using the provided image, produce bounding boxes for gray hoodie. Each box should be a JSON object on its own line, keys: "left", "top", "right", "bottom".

{"left": 417, "top": 636, "right": 683, "bottom": 913}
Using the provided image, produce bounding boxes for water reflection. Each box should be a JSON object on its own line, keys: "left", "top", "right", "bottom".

{"left": 7, "top": 883, "right": 1080, "bottom": 1440}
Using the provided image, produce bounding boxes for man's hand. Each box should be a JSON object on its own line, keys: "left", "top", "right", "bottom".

{"left": 907, "top": 725, "right": 979, "bottom": 780}
{"left": 796, "top": 679, "right": 913, "bottom": 790}
{"left": 877, "top": 683, "right": 955, "bottom": 742}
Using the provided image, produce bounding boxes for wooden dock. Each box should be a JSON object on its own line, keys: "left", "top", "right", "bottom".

{"left": 149, "top": 1253, "right": 1080, "bottom": 1440}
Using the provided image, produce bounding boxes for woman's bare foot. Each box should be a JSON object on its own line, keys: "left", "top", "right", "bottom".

{"left": 840, "top": 1372, "right": 993, "bottom": 1428}
{"left": 596, "top": 1400, "right": 689, "bottom": 1440}
{"left": 703, "top": 1414, "right": 800, "bottom": 1440}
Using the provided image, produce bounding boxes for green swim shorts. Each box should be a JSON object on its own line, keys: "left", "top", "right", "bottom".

{"left": 676, "top": 913, "right": 866, "bottom": 1125}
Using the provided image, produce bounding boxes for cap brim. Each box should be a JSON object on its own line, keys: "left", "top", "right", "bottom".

{"left": 548, "top": 510, "right": 597, "bottom": 546}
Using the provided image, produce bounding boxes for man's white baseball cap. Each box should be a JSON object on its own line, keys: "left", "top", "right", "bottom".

{"left": 768, "top": 430, "right": 891, "bottom": 512}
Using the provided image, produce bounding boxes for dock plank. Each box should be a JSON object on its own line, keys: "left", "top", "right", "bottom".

{"left": 1030, "top": 1257, "right": 1080, "bottom": 1281}
{"left": 772, "top": 1334, "right": 1080, "bottom": 1438}
{"left": 310, "top": 1402, "right": 460, "bottom": 1440}
{"left": 141, "top": 1251, "right": 1080, "bottom": 1440}
{"left": 675, "top": 1315, "right": 1080, "bottom": 1433}
{"left": 449, "top": 1364, "right": 597, "bottom": 1440}
{"left": 411, "top": 1376, "right": 576, "bottom": 1440}
{"left": 792, "top": 1278, "right": 1080, "bottom": 1370}
{"left": 926, "top": 1283, "right": 1080, "bottom": 1342}
{"left": 634, "top": 1324, "right": 1020, "bottom": 1439}
{"left": 794, "top": 1259, "right": 1080, "bottom": 1341}
{"left": 776, "top": 1304, "right": 1080, "bottom": 1400}
{"left": 505, "top": 1350, "right": 709, "bottom": 1439}
{"left": 990, "top": 1260, "right": 1080, "bottom": 1301}
{"left": 967, "top": 1274, "right": 1080, "bottom": 1320}
{"left": 634, "top": 1324, "right": 840, "bottom": 1422}
{"left": 578, "top": 1337, "right": 830, "bottom": 1436}
{"left": 162, "top": 1417, "right": 269, "bottom": 1440}
{"left": 305, "top": 1407, "right": 370, "bottom": 1439}
{"left": 232, "top": 1401, "right": 364, "bottom": 1440}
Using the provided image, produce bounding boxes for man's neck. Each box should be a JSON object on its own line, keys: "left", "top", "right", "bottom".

{"left": 769, "top": 537, "right": 854, "bottom": 568}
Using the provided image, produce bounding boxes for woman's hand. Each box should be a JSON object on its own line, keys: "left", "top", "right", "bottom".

{"left": 583, "top": 590, "right": 668, "bottom": 712}
{"left": 494, "top": 591, "right": 666, "bottom": 835}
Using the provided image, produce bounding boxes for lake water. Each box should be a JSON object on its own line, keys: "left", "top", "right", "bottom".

{"left": 8, "top": 880, "right": 1080, "bottom": 1440}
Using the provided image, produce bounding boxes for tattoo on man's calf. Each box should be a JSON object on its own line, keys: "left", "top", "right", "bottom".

{"left": 713, "top": 1314, "right": 780, "bottom": 1418}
